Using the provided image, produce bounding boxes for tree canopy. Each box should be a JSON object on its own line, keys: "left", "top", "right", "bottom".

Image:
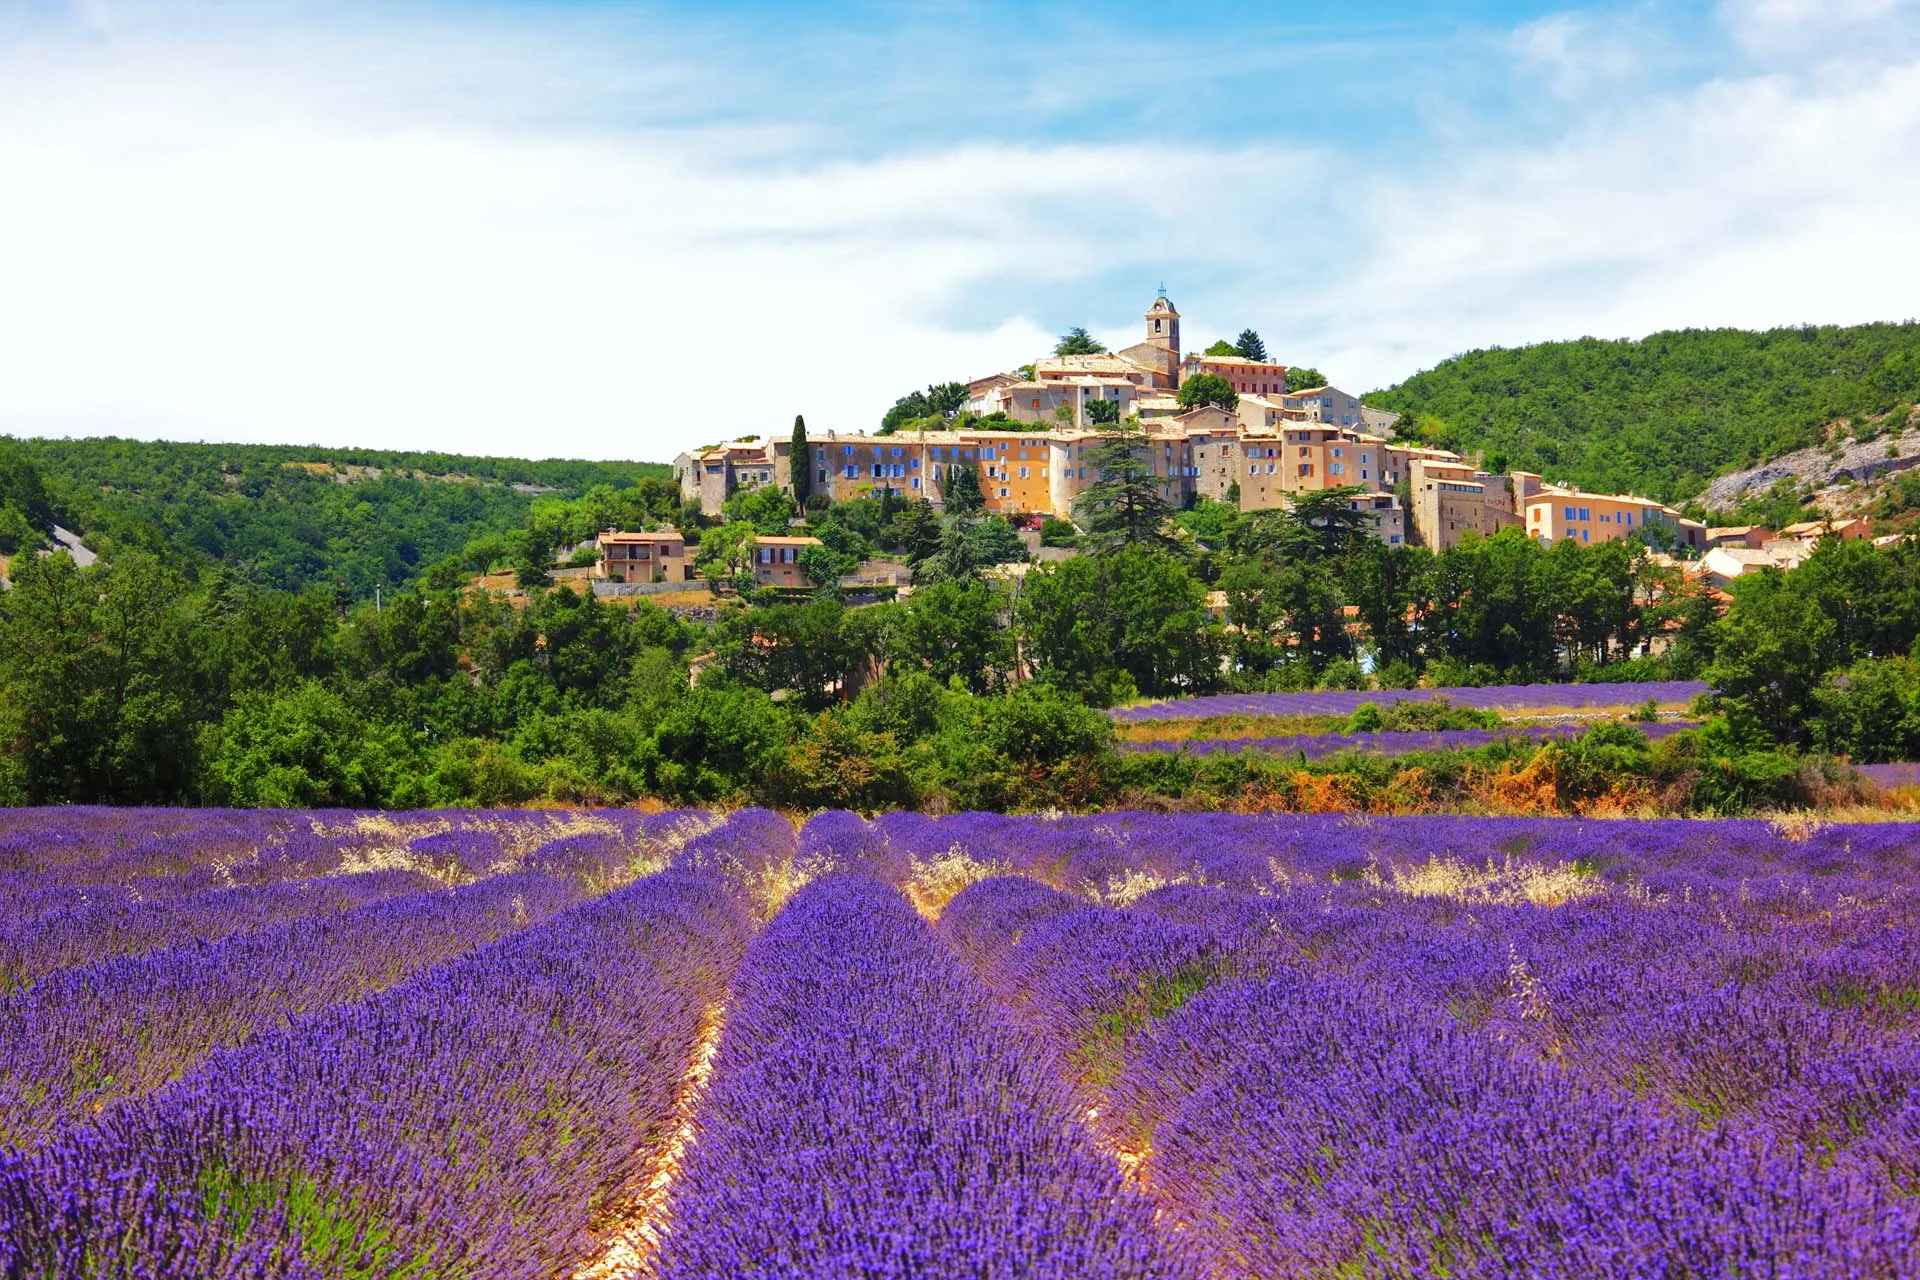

{"left": 1235, "top": 330, "right": 1268, "bottom": 362}
{"left": 880, "top": 383, "right": 969, "bottom": 434}
{"left": 1054, "top": 327, "right": 1107, "bottom": 356}
{"left": 1178, "top": 374, "right": 1239, "bottom": 411}
{"left": 1366, "top": 324, "right": 1920, "bottom": 502}
{"left": 1072, "top": 425, "right": 1178, "bottom": 554}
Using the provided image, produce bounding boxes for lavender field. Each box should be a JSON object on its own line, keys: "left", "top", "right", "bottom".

{"left": 1120, "top": 720, "right": 1698, "bottom": 758}
{"left": 1109, "top": 679, "right": 1711, "bottom": 722}
{"left": 3, "top": 805, "right": 1918, "bottom": 1276}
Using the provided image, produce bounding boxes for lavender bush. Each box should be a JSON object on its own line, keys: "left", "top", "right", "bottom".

{"left": 1121, "top": 720, "right": 1696, "bottom": 758}
{"left": 0, "top": 870, "right": 582, "bottom": 1150}
{"left": 1110, "top": 679, "right": 1710, "bottom": 722}
{"left": 648, "top": 873, "right": 1192, "bottom": 1279}
{"left": 0, "top": 868, "right": 750, "bottom": 1277}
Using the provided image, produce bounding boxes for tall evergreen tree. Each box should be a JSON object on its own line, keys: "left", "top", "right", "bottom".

{"left": 1234, "top": 329, "right": 1268, "bottom": 362}
{"left": 790, "top": 415, "right": 811, "bottom": 507}
{"left": 943, "top": 464, "right": 985, "bottom": 516}
{"left": 1073, "top": 424, "right": 1178, "bottom": 554}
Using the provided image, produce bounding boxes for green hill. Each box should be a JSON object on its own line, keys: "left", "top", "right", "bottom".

{"left": 1366, "top": 324, "right": 1920, "bottom": 502}
{"left": 0, "top": 436, "right": 672, "bottom": 597}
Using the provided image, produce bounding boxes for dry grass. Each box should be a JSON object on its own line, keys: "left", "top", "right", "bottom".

{"left": 905, "top": 846, "right": 1013, "bottom": 919}
{"left": 1382, "top": 854, "right": 1605, "bottom": 908}
{"left": 1084, "top": 868, "right": 1206, "bottom": 908}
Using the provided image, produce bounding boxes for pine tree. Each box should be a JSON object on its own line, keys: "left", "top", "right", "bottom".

{"left": 790, "top": 415, "right": 811, "bottom": 507}
{"left": 1054, "top": 327, "right": 1107, "bottom": 356}
{"left": 943, "top": 464, "right": 985, "bottom": 516}
{"left": 1072, "top": 424, "right": 1178, "bottom": 554}
{"left": 1234, "top": 329, "right": 1268, "bottom": 362}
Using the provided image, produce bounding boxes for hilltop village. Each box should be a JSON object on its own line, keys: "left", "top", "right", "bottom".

{"left": 668, "top": 293, "right": 1717, "bottom": 565}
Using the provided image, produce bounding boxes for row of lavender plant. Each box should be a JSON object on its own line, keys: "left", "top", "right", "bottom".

{"left": 0, "top": 868, "right": 435, "bottom": 997}
{"left": 1117, "top": 961, "right": 1916, "bottom": 1278}
{"left": 647, "top": 873, "right": 1191, "bottom": 1279}
{"left": 0, "top": 808, "right": 701, "bottom": 913}
{"left": 884, "top": 810, "right": 1920, "bottom": 904}
{"left": 0, "top": 870, "right": 583, "bottom": 1151}
{"left": 1119, "top": 720, "right": 1695, "bottom": 758}
{"left": 942, "top": 870, "right": 1920, "bottom": 1276}
{"left": 0, "top": 867, "right": 751, "bottom": 1277}
{"left": 1106, "top": 679, "right": 1710, "bottom": 722}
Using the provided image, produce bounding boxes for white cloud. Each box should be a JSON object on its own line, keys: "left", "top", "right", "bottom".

{"left": 1314, "top": 54, "right": 1920, "bottom": 389}
{"left": 1719, "top": 0, "right": 1918, "bottom": 53}
{"left": 0, "top": 19, "right": 1323, "bottom": 459}
{"left": 1509, "top": 8, "right": 1658, "bottom": 100}
{"left": 0, "top": 2, "right": 1917, "bottom": 463}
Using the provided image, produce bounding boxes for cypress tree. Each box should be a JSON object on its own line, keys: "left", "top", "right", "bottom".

{"left": 790, "top": 414, "right": 811, "bottom": 506}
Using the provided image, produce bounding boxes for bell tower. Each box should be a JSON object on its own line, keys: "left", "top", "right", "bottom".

{"left": 1145, "top": 287, "right": 1180, "bottom": 353}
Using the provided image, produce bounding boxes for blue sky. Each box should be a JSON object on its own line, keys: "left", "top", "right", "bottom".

{"left": 1, "top": 0, "right": 1917, "bottom": 459}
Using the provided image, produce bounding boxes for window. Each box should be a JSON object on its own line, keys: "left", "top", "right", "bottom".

{"left": 1564, "top": 506, "right": 1577, "bottom": 521}
{"left": 1579, "top": 507, "right": 1591, "bottom": 521}
{"left": 1332, "top": 448, "right": 1344, "bottom": 458}
{"left": 1581, "top": 530, "right": 1589, "bottom": 542}
{"left": 1361, "top": 469, "right": 1369, "bottom": 480}
{"left": 1330, "top": 463, "right": 1345, "bottom": 475}
{"left": 818, "top": 469, "right": 828, "bottom": 483}
{"left": 998, "top": 487, "right": 1009, "bottom": 498}
{"left": 912, "top": 477, "right": 920, "bottom": 490}
{"left": 844, "top": 466, "right": 857, "bottom": 479}
{"left": 890, "top": 447, "right": 902, "bottom": 458}
{"left": 1622, "top": 512, "right": 1633, "bottom": 526}
{"left": 1018, "top": 466, "right": 1029, "bottom": 479}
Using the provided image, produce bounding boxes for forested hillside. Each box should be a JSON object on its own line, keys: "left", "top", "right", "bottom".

{"left": 0, "top": 437, "right": 670, "bottom": 597}
{"left": 1368, "top": 324, "right": 1920, "bottom": 502}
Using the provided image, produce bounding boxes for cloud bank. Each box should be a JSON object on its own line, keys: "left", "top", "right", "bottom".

{"left": 0, "top": 1, "right": 1916, "bottom": 460}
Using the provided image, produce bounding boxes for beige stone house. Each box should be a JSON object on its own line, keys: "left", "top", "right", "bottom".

{"left": 596, "top": 529, "right": 692, "bottom": 584}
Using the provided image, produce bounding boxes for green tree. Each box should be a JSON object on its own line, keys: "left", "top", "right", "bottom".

{"left": 790, "top": 415, "right": 811, "bottom": 507}
{"left": 714, "top": 598, "right": 879, "bottom": 711}
{"left": 1177, "top": 374, "right": 1238, "bottom": 412}
{"left": 1234, "top": 329, "right": 1268, "bottom": 362}
{"left": 1073, "top": 425, "right": 1177, "bottom": 554}
{"left": 722, "top": 483, "right": 796, "bottom": 534}
{"left": 198, "top": 680, "right": 419, "bottom": 807}
{"left": 889, "top": 579, "right": 1014, "bottom": 693}
{"left": 915, "top": 519, "right": 984, "bottom": 585}
{"left": 1054, "top": 327, "right": 1107, "bottom": 356}
{"left": 1203, "top": 339, "right": 1238, "bottom": 357}
{"left": 0, "top": 550, "right": 200, "bottom": 803}
{"left": 1343, "top": 542, "right": 1430, "bottom": 671}
{"left": 1019, "top": 546, "right": 1220, "bottom": 702}
{"left": 1039, "top": 516, "right": 1079, "bottom": 548}
{"left": 1285, "top": 366, "right": 1327, "bottom": 392}
{"left": 644, "top": 686, "right": 790, "bottom": 802}
{"left": 1707, "top": 569, "right": 1837, "bottom": 744}
{"left": 696, "top": 521, "right": 758, "bottom": 584}
{"left": 1085, "top": 397, "right": 1121, "bottom": 426}
{"left": 942, "top": 464, "right": 985, "bottom": 516}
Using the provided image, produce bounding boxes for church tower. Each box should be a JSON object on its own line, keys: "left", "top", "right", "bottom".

{"left": 1145, "top": 289, "right": 1180, "bottom": 354}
